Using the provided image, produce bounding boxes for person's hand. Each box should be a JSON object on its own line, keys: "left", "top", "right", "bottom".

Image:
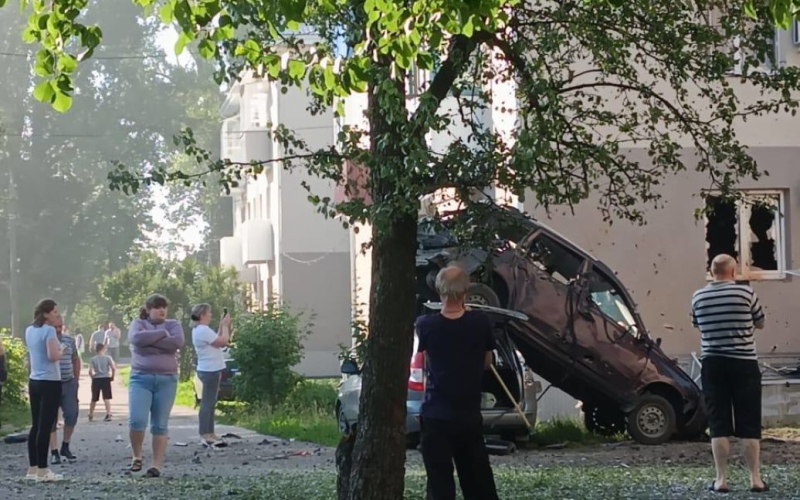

{"left": 220, "top": 314, "right": 232, "bottom": 327}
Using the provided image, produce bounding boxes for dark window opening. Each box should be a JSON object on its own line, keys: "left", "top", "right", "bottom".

{"left": 749, "top": 202, "right": 778, "bottom": 271}
{"left": 527, "top": 234, "right": 583, "bottom": 284}
{"left": 705, "top": 196, "right": 738, "bottom": 270}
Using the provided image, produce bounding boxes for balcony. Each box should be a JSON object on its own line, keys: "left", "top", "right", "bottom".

{"left": 242, "top": 219, "right": 274, "bottom": 266}
{"left": 219, "top": 236, "right": 257, "bottom": 283}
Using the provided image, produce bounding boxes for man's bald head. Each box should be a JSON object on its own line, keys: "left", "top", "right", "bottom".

{"left": 436, "top": 266, "right": 470, "bottom": 302}
{"left": 711, "top": 254, "right": 737, "bottom": 280}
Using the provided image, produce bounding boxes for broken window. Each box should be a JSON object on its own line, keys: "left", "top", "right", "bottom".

{"left": 527, "top": 234, "right": 584, "bottom": 285}
{"left": 705, "top": 192, "right": 785, "bottom": 279}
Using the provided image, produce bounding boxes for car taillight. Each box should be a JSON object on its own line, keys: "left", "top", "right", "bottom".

{"left": 408, "top": 352, "right": 425, "bottom": 392}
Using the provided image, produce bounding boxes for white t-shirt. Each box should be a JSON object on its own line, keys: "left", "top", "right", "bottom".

{"left": 192, "top": 325, "right": 226, "bottom": 372}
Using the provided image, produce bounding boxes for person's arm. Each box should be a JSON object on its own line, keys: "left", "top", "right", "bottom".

{"left": 210, "top": 324, "right": 230, "bottom": 348}
{"left": 128, "top": 321, "right": 168, "bottom": 347}
{"left": 46, "top": 331, "right": 63, "bottom": 362}
{"left": 110, "top": 358, "right": 117, "bottom": 380}
{"left": 151, "top": 321, "right": 185, "bottom": 351}
{"left": 88, "top": 361, "right": 95, "bottom": 378}
{"left": 752, "top": 291, "right": 766, "bottom": 329}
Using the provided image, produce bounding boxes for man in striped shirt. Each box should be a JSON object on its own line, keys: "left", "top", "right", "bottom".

{"left": 49, "top": 315, "right": 81, "bottom": 465}
{"left": 691, "top": 254, "right": 767, "bottom": 494}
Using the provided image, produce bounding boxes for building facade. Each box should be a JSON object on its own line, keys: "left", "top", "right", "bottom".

{"left": 218, "top": 73, "right": 351, "bottom": 377}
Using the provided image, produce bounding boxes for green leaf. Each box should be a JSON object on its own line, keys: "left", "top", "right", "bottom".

{"left": 52, "top": 91, "right": 72, "bottom": 113}
{"left": 32, "top": 80, "right": 54, "bottom": 102}
{"left": 287, "top": 20, "right": 300, "bottom": 31}
{"left": 743, "top": 1, "right": 757, "bottom": 20}
{"left": 21, "top": 26, "right": 37, "bottom": 43}
{"left": 198, "top": 38, "right": 216, "bottom": 59}
{"left": 462, "top": 15, "right": 475, "bottom": 37}
{"left": 159, "top": 1, "right": 174, "bottom": 23}
{"left": 0, "top": 0, "right": 7, "bottom": 8}
{"left": 57, "top": 54, "right": 77, "bottom": 74}
{"left": 174, "top": 32, "right": 191, "bottom": 55}
{"left": 288, "top": 59, "right": 305, "bottom": 79}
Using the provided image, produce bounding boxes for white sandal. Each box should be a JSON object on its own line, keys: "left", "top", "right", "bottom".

{"left": 36, "top": 470, "right": 64, "bottom": 482}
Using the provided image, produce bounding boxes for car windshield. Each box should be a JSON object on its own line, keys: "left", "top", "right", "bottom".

{"left": 589, "top": 272, "right": 638, "bottom": 334}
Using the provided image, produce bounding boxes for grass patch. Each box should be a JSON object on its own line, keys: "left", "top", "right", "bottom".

{"left": 18, "top": 465, "right": 797, "bottom": 499}
{"left": 218, "top": 378, "right": 340, "bottom": 447}
{"left": 530, "top": 417, "right": 624, "bottom": 447}
{"left": 0, "top": 401, "right": 29, "bottom": 435}
{"left": 117, "top": 365, "right": 197, "bottom": 408}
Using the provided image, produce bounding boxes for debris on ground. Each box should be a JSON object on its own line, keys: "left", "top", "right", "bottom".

{"left": 174, "top": 442, "right": 189, "bottom": 447}
{"left": 3, "top": 432, "right": 27, "bottom": 444}
{"left": 221, "top": 432, "right": 242, "bottom": 439}
{"left": 544, "top": 442, "right": 569, "bottom": 450}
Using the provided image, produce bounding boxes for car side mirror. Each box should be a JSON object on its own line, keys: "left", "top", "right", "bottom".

{"left": 341, "top": 359, "right": 360, "bottom": 375}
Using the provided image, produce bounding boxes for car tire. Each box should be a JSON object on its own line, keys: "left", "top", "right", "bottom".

{"left": 626, "top": 394, "right": 677, "bottom": 446}
{"left": 337, "top": 406, "right": 350, "bottom": 436}
{"left": 466, "top": 283, "right": 501, "bottom": 308}
{"left": 584, "top": 405, "right": 625, "bottom": 436}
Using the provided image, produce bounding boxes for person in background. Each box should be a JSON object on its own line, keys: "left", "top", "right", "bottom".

{"left": 49, "top": 314, "right": 81, "bottom": 465}
{"left": 415, "top": 266, "right": 498, "bottom": 500}
{"left": 692, "top": 254, "right": 768, "bottom": 494}
{"left": 90, "top": 323, "right": 107, "bottom": 353}
{"left": 24, "top": 299, "right": 64, "bottom": 482}
{"left": 127, "top": 293, "right": 184, "bottom": 478}
{"left": 104, "top": 322, "right": 122, "bottom": 363}
{"left": 88, "top": 343, "right": 116, "bottom": 422}
{"left": 73, "top": 328, "right": 85, "bottom": 357}
{"left": 190, "top": 303, "right": 231, "bottom": 448}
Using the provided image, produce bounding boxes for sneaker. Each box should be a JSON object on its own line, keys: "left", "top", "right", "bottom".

{"left": 50, "top": 451, "right": 62, "bottom": 465}
{"left": 36, "top": 469, "right": 64, "bottom": 482}
{"left": 103, "top": 414, "right": 112, "bottom": 422}
{"left": 88, "top": 414, "right": 93, "bottom": 422}
{"left": 60, "top": 444, "right": 76, "bottom": 462}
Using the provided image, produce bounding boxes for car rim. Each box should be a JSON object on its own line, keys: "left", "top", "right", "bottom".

{"left": 638, "top": 405, "right": 667, "bottom": 437}
{"left": 468, "top": 293, "right": 490, "bottom": 306}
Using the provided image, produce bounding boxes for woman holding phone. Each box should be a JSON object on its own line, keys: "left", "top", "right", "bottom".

{"left": 24, "top": 299, "right": 64, "bottom": 482}
{"left": 190, "top": 304, "right": 231, "bottom": 448}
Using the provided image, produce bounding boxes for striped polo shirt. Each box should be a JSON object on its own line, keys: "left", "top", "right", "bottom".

{"left": 691, "top": 281, "right": 765, "bottom": 360}
{"left": 57, "top": 335, "right": 77, "bottom": 381}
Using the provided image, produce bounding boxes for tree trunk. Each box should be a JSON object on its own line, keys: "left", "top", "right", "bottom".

{"left": 345, "top": 214, "right": 418, "bottom": 500}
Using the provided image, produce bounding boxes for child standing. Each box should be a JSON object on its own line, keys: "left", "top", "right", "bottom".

{"left": 88, "top": 344, "right": 116, "bottom": 422}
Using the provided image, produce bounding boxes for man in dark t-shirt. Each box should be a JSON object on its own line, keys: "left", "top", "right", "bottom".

{"left": 415, "top": 266, "right": 498, "bottom": 500}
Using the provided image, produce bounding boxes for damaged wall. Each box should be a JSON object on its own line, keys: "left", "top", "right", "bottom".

{"left": 524, "top": 146, "right": 799, "bottom": 360}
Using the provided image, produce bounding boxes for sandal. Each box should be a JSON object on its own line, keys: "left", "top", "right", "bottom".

{"left": 130, "top": 458, "right": 143, "bottom": 472}
{"left": 36, "top": 470, "right": 64, "bottom": 482}
{"left": 750, "top": 482, "right": 770, "bottom": 493}
{"left": 144, "top": 467, "right": 161, "bottom": 478}
{"left": 708, "top": 481, "right": 729, "bottom": 494}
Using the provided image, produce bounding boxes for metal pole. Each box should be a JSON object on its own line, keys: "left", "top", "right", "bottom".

{"left": 8, "top": 168, "right": 18, "bottom": 337}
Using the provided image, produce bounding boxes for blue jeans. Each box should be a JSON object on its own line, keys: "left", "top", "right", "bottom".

{"left": 128, "top": 372, "right": 178, "bottom": 436}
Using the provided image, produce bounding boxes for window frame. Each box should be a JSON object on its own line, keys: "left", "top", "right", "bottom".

{"left": 250, "top": 92, "right": 269, "bottom": 129}
{"left": 704, "top": 189, "right": 787, "bottom": 281}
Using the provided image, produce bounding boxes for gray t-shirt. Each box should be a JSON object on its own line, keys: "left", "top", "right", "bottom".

{"left": 104, "top": 328, "right": 121, "bottom": 348}
{"left": 90, "top": 354, "right": 114, "bottom": 379}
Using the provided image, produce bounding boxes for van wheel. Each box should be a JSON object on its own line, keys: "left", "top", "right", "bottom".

{"left": 627, "top": 394, "right": 677, "bottom": 445}
{"left": 584, "top": 405, "right": 625, "bottom": 436}
{"left": 466, "top": 283, "right": 501, "bottom": 308}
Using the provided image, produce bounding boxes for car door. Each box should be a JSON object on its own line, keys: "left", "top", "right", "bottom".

{"left": 571, "top": 265, "right": 647, "bottom": 400}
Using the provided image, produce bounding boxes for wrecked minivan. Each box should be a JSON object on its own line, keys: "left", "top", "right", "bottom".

{"left": 416, "top": 206, "right": 706, "bottom": 445}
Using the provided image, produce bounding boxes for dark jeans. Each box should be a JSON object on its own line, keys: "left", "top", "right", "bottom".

{"left": 28, "top": 379, "right": 61, "bottom": 468}
{"left": 420, "top": 417, "right": 498, "bottom": 500}
{"left": 198, "top": 370, "right": 222, "bottom": 435}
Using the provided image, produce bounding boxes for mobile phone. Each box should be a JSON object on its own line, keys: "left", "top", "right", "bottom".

{"left": 223, "top": 307, "right": 228, "bottom": 316}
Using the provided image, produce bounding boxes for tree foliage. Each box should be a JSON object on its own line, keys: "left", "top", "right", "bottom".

{"left": 78, "top": 251, "right": 245, "bottom": 380}
{"left": 8, "top": 0, "right": 800, "bottom": 499}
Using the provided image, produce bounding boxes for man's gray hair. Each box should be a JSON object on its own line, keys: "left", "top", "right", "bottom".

{"left": 435, "top": 266, "right": 471, "bottom": 300}
{"left": 190, "top": 303, "right": 212, "bottom": 328}
{"left": 710, "top": 254, "right": 737, "bottom": 277}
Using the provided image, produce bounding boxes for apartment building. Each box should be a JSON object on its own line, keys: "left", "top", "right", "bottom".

{"left": 218, "top": 73, "right": 351, "bottom": 377}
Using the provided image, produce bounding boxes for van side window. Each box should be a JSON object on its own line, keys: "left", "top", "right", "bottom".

{"left": 587, "top": 270, "right": 639, "bottom": 336}
{"left": 526, "top": 234, "right": 584, "bottom": 285}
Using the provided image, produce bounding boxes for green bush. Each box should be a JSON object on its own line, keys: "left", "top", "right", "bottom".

{"left": 231, "top": 304, "right": 310, "bottom": 406}
{"left": 284, "top": 379, "right": 338, "bottom": 414}
{"left": 1, "top": 332, "right": 28, "bottom": 406}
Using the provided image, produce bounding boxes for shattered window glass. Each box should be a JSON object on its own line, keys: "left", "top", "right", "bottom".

{"left": 705, "top": 192, "right": 783, "bottom": 277}
{"left": 748, "top": 198, "right": 779, "bottom": 271}
{"left": 527, "top": 234, "right": 583, "bottom": 285}
{"left": 705, "top": 196, "right": 739, "bottom": 270}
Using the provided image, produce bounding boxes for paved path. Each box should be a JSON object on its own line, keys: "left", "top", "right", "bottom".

{"left": 0, "top": 366, "right": 335, "bottom": 499}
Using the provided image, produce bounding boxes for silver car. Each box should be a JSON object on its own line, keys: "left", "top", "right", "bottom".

{"left": 336, "top": 305, "right": 540, "bottom": 446}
